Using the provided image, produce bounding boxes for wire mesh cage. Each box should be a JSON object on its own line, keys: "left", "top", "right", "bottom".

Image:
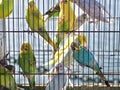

{"left": 0, "top": 0, "right": 120, "bottom": 90}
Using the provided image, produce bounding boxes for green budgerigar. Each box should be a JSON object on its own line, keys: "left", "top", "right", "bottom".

{"left": 25, "top": 0, "right": 57, "bottom": 51}
{"left": 0, "top": 0, "right": 14, "bottom": 18}
{"left": 18, "top": 42, "right": 36, "bottom": 90}
{"left": 0, "top": 65, "right": 17, "bottom": 90}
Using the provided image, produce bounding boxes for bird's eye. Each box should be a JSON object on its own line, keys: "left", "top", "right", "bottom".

{"left": 25, "top": 48, "right": 28, "bottom": 50}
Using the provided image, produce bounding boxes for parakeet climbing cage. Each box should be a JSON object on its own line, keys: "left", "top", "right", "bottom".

{"left": 0, "top": 0, "right": 120, "bottom": 90}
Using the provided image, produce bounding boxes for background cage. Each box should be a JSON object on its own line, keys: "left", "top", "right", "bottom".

{"left": 0, "top": 0, "right": 120, "bottom": 90}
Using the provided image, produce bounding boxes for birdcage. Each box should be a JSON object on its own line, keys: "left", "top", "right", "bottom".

{"left": 0, "top": 0, "right": 120, "bottom": 90}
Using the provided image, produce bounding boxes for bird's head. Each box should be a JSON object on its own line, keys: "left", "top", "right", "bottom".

{"left": 20, "top": 42, "right": 32, "bottom": 53}
{"left": 55, "top": 63, "right": 64, "bottom": 73}
{"left": 71, "top": 42, "right": 79, "bottom": 51}
{"left": 28, "top": 0, "right": 36, "bottom": 10}
{"left": 81, "top": 14, "right": 88, "bottom": 21}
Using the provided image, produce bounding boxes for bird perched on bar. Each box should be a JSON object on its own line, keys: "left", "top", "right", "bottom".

{"left": 69, "top": 0, "right": 111, "bottom": 23}
{"left": 25, "top": 0, "right": 57, "bottom": 51}
{"left": 18, "top": 42, "right": 36, "bottom": 90}
{"left": 0, "top": 0, "right": 13, "bottom": 18}
{"left": 71, "top": 45, "right": 110, "bottom": 87}
{"left": 55, "top": 0, "right": 76, "bottom": 48}
{"left": 46, "top": 63, "right": 70, "bottom": 90}
{"left": 0, "top": 65, "right": 18, "bottom": 90}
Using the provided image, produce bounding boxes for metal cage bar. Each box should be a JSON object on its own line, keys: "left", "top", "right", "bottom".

{"left": 0, "top": 0, "right": 120, "bottom": 90}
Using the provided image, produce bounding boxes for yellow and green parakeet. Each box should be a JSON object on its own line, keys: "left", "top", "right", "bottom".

{"left": 0, "top": 65, "right": 17, "bottom": 90}
{"left": 25, "top": 0, "right": 57, "bottom": 51}
{"left": 18, "top": 42, "right": 36, "bottom": 90}
{"left": 0, "top": 0, "right": 13, "bottom": 18}
{"left": 56, "top": 0, "right": 76, "bottom": 31}
{"left": 55, "top": 0, "right": 76, "bottom": 48}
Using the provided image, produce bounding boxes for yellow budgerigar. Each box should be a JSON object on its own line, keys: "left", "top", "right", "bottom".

{"left": 25, "top": 0, "right": 57, "bottom": 51}
{"left": 55, "top": 0, "right": 76, "bottom": 48}
{"left": 0, "top": 0, "right": 14, "bottom": 18}
{"left": 57, "top": 0, "right": 76, "bottom": 31}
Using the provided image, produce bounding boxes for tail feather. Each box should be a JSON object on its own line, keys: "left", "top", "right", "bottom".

{"left": 97, "top": 72, "right": 110, "bottom": 87}
{"left": 28, "top": 76, "right": 35, "bottom": 90}
{"left": 105, "top": 81, "right": 110, "bottom": 87}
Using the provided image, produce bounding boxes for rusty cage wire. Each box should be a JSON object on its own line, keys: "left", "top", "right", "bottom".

{"left": 0, "top": 0, "right": 120, "bottom": 90}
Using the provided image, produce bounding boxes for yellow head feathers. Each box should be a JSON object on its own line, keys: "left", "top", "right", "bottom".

{"left": 20, "top": 42, "right": 32, "bottom": 53}
{"left": 28, "top": 0, "right": 36, "bottom": 10}
{"left": 78, "top": 35, "right": 87, "bottom": 45}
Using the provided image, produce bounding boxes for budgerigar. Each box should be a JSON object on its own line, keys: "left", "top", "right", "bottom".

{"left": 0, "top": 0, "right": 13, "bottom": 18}
{"left": 71, "top": 45, "right": 110, "bottom": 87}
{"left": 70, "top": 0, "right": 111, "bottom": 23}
{"left": 0, "top": 65, "right": 17, "bottom": 90}
{"left": 25, "top": 0, "right": 57, "bottom": 51}
{"left": 46, "top": 63, "right": 69, "bottom": 90}
{"left": 18, "top": 42, "right": 36, "bottom": 90}
{"left": 55, "top": 0, "right": 76, "bottom": 48}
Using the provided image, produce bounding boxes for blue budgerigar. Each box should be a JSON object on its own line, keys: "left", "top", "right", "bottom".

{"left": 71, "top": 45, "right": 110, "bottom": 87}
